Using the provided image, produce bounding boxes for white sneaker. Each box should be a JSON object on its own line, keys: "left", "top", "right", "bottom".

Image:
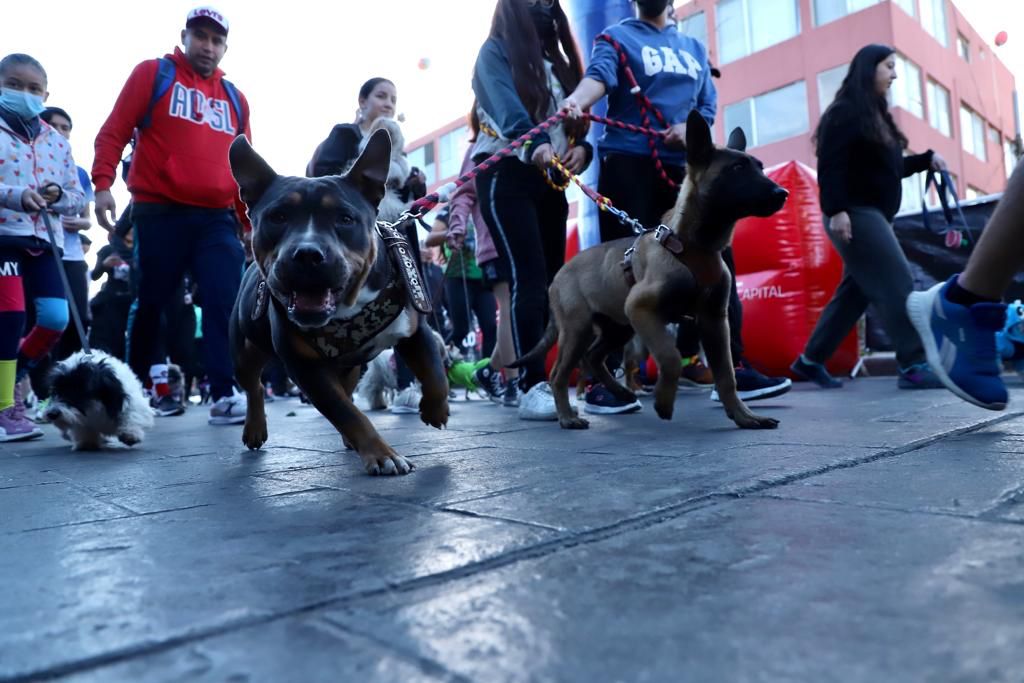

{"left": 208, "top": 390, "right": 247, "bottom": 425}
{"left": 518, "top": 382, "right": 558, "bottom": 421}
{"left": 389, "top": 386, "right": 421, "bottom": 415}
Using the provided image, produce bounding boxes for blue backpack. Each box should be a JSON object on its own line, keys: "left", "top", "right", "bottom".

{"left": 138, "top": 57, "right": 246, "bottom": 134}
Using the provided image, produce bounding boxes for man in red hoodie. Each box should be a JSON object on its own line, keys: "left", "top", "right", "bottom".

{"left": 93, "top": 6, "right": 251, "bottom": 424}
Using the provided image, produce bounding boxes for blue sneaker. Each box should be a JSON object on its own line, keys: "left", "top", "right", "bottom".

{"left": 906, "top": 277, "right": 1008, "bottom": 410}
{"left": 583, "top": 383, "right": 642, "bottom": 415}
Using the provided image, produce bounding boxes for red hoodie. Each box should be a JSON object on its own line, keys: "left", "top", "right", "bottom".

{"left": 93, "top": 48, "right": 251, "bottom": 212}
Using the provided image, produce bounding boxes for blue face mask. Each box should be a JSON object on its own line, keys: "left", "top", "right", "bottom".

{"left": 0, "top": 89, "right": 46, "bottom": 120}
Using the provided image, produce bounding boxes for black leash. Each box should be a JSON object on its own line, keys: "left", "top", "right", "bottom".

{"left": 38, "top": 208, "right": 91, "bottom": 355}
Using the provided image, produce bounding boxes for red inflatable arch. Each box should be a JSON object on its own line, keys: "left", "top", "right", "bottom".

{"left": 731, "top": 161, "right": 858, "bottom": 377}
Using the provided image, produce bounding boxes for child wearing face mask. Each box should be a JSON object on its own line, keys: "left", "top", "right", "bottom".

{"left": 0, "top": 53, "right": 86, "bottom": 441}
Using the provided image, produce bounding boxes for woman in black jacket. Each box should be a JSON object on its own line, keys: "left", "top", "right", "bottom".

{"left": 790, "top": 44, "right": 947, "bottom": 390}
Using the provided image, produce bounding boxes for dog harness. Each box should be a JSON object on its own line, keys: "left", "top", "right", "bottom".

{"left": 252, "top": 220, "right": 434, "bottom": 361}
{"left": 620, "top": 225, "right": 724, "bottom": 289}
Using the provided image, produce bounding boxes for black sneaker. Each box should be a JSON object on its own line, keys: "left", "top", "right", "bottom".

{"left": 502, "top": 381, "right": 520, "bottom": 408}
{"left": 583, "top": 383, "right": 642, "bottom": 415}
{"left": 790, "top": 355, "right": 843, "bottom": 389}
{"left": 474, "top": 365, "right": 504, "bottom": 402}
{"left": 153, "top": 392, "right": 185, "bottom": 417}
{"left": 711, "top": 363, "right": 792, "bottom": 402}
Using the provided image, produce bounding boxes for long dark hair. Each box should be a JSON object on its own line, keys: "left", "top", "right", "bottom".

{"left": 487, "top": 0, "right": 584, "bottom": 125}
{"left": 815, "top": 44, "right": 907, "bottom": 154}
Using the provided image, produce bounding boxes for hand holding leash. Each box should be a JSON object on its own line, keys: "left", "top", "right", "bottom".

{"left": 830, "top": 211, "right": 853, "bottom": 244}
{"left": 95, "top": 190, "right": 118, "bottom": 231}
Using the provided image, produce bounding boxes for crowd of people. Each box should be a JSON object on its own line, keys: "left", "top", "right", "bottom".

{"left": 0, "top": 0, "right": 1020, "bottom": 444}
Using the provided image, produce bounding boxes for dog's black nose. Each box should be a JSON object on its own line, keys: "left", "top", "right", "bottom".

{"left": 43, "top": 408, "right": 61, "bottom": 421}
{"left": 773, "top": 187, "right": 789, "bottom": 200}
{"left": 292, "top": 244, "right": 326, "bottom": 266}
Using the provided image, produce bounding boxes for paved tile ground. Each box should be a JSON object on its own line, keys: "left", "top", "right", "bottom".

{"left": 3, "top": 378, "right": 1024, "bottom": 682}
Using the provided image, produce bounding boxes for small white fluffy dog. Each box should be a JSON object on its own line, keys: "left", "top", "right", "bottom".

{"left": 357, "top": 117, "right": 411, "bottom": 222}
{"left": 355, "top": 330, "right": 451, "bottom": 410}
{"left": 44, "top": 350, "right": 154, "bottom": 450}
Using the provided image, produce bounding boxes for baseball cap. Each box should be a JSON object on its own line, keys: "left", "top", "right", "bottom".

{"left": 186, "top": 6, "right": 229, "bottom": 35}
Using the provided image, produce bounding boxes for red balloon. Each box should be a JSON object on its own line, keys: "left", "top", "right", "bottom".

{"left": 996, "top": 31, "right": 1008, "bottom": 47}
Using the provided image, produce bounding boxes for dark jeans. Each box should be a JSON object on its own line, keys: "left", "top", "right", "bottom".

{"left": 89, "top": 283, "right": 132, "bottom": 360}
{"left": 596, "top": 153, "right": 745, "bottom": 364}
{"left": 476, "top": 157, "right": 568, "bottom": 391}
{"left": 803, "top": 206, "right": 924, "bottom": 369}
{"left": 127, "top": 203, "right": 244, "bottom": 400}
{"left": 445, "top": 275, "right": 496, "bottom": 358}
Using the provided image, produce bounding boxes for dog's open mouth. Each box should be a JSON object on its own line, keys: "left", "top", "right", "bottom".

{"left": 288, "top": 290, "right": 338, "bottom": 317}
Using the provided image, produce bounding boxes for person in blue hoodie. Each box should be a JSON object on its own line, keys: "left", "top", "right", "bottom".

{"left": 471, "top": 0, "right": 594, "bottom": 422}
{"left": 563, "top": 0, "right": 792, "bottom": 408}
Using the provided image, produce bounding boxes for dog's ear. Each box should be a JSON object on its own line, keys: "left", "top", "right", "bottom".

{"left": 685, "top": 110, "right": 714, "bottom": 168}
{"left": 91, "top": 364, "right": 126, "bottom": 422}
{"left": 726, "top": 127, "right": 747, "bottom": 152}
{"left": 345, "top": 128, "right": 391, "bottom": 209}
{"left": 230, "top": 135, "right": 278, "bottom": 207}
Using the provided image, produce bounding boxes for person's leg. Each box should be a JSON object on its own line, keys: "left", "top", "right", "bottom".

{"left": 478, "top": 160, "right": 551, "bottom": 390}
{"left": 471, "top": 279, "right": 497, "bottom": 359}
{"left": 445, "top": 276, "right": 471, "bottom": 354}
{"left": 957, "top": 161, "right": 1024, "bottom": 300}
{"left": 128, "top": 207, "right": 191, "bottom": 393}
{"left": 17, "top": 250, "right": 68, "bottom": 383}
{"left": 712, "top": 248, "right": 792, "bottom": 402}
{"left": 905, "top": 163, "right": 1024, "bottom": 409}
{"left": 478, "top": 159, "right": 556, "bottom": 418}
{"left": 0, "top": 247, "right": 43, "bottom": 441}
{"left": 189, "top": 209, "right": 245, "bottom": 422}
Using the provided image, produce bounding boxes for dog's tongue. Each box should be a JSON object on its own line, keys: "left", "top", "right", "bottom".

{"left": 291, "top": 290, "right": 335, "bottom": 313}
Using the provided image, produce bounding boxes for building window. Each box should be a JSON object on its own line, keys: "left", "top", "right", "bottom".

{"left": 890, "top": 54, "right": 923, "bottom": 118}
{"left": 893, "top": 0, "right": 915, "bottom": 17}
{"left": 813, "top": 0, "right": 886, "bottom": 27}
{"left": 817, "top": 63, "right": 848, "bottom": 112}
{"left": 900, "top": 171, "right": 923, "bottom": 215}
{"left": 988, "top": 125, "right": 1000, "bottom": 146}
{"left": 920, "top": 0, "right": 948, "bottom": 47}
{"left": 438, "top": 125, "right": 469, "bottom": 180}
{"left": 724, "top": 81, "right": 809, "bottom": 147}
{"left": 965, "top": 186, "right": 983, "bottom": 200}
{"left": 959, "top": 105, "right": 987, "bottom": 161}
{"left": 407, "top": 141, "right": 436, "bottom": 185}
{"left": 1004, "top": 138, "right": 1019, "bottom": 180}
{"left": 717, "top": 0, "right": 800, "bottom": 64}
{"left": 925, "top": 79, "right": 951, "bottom": 136}
{"left": 957, "top": 34, "right": 970, "bottom": 61}
{"left": 677, "top": 11, "right": 709, "bottom": 47}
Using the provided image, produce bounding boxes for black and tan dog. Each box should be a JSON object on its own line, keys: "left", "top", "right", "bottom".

{"left": 513, "top": 110, "right": 787, "bottom": 430}
{"left": 228, "top": 130, "right": 449, "bottom": 475}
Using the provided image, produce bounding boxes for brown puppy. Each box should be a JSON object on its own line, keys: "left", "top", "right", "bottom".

{"left": 513, "top": 110, "right": 787, "bottom": 430}
{"left": 228, "top": 131, "right": 449, "bottom": 475}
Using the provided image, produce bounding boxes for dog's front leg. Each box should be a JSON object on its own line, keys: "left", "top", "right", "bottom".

{"left": 287, "top": 359, "right": 413, "bottom": 475}
{"left": 698, "top": 311, "right": 779, "bottom": 430}
{"left": 393, "top": 321, "right": 450, "bottom": 430}
{"left": 626, "top": 288, "right": 681, "bottom": 420}
{"left": 234, "top": 338, "right": 271, "bottom": 449}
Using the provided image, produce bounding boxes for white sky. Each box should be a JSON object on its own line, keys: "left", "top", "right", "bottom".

{"left": 6, "top": 0, "right": 1023, "bottom": 236}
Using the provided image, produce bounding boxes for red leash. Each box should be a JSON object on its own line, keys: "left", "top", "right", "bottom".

{"left": 594, "top": 34, "right": 678, "bottom": 189}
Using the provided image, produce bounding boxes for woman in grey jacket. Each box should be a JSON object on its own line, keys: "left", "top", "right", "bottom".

{"left": 472, "top": 0, "right": 592, "bottom": 421}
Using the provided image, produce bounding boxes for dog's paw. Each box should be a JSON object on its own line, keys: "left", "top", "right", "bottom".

{"left": 360, "top": 450, "right": 414, "bottom": 476}
{"left": 559, "top": 415, "right": 590, "bottom": 430}
{"left": 732, "top": 412, "right": 780, "bottom": 430}
{"left": 242, "top": 418, "right": 268, "bottom": 450}
{"left": 654, "top": 400, "right": 675, "bottom": 421}
{"left": 724, "top": 409, "right": 778, "bottom": 430}
{"left": 117, "top": 431, "right": 142, "bottom": 447}
{"left": 419, "top": 395, "right": 449, "bottom": 430}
